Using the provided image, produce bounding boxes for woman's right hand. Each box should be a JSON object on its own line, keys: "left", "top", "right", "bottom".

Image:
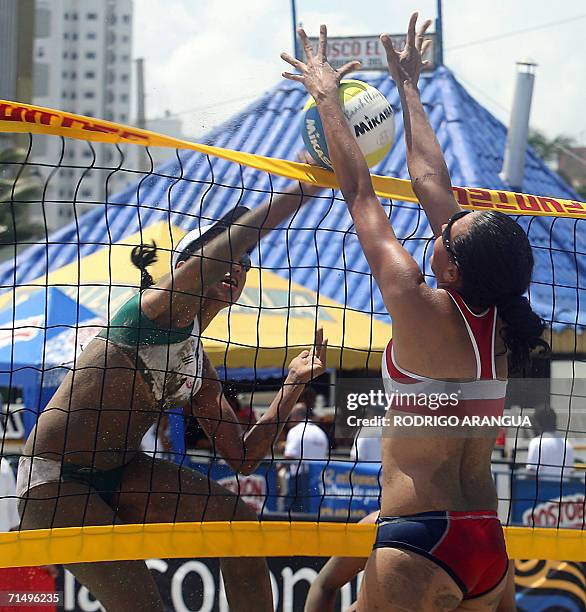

{"left": 381, "top": 12, "right": 432, "bottom": 87}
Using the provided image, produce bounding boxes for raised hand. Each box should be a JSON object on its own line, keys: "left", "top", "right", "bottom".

{"left": 287, "top": 327, "right": 328, "bottom": 384}
{"left": 281, "top": 25, "right": 361, "bottom": 102}
{"left": 381, "top": 12, "right": 432, "bottom": 87}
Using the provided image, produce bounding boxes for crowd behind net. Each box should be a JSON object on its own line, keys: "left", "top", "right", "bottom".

{"left": 0, "top": 101, "right": 585, "bottom": 568}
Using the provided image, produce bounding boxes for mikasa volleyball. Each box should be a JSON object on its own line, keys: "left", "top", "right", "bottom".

{"left": 301, "top": 79, "right": 395, "bottom": 169}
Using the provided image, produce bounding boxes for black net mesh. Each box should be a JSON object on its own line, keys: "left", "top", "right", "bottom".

{"left": 0, "top": 132, "right": 584, "bottom": 567}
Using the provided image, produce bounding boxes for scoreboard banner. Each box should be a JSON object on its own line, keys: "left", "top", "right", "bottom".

{"left": 304, "top": 33, "right": 436, "bottom": 71}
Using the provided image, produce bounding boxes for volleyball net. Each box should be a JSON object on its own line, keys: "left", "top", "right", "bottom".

{"left": 0, "top": 100, "right": 585, "bottom": 569}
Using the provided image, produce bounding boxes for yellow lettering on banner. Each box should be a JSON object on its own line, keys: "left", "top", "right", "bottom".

{"left": 0, "top": 99, "right": 584, "bottom": 219}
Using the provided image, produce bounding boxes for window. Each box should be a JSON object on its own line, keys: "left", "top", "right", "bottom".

{"left": 81, "top": 189, "right": 92, "bottom": 198}
{"left": 122, "top": 35, "right": 129, "bottom": 43}
{"left": 71, "top": 92, "right": 77, "bottom": 100}
{"left": 62, "top": 91, "right": 68, "bottom": 99}
{"left": 83, "top": 91, "right": 95, "bottom": 99}
{"left": 120, "top": 93, "right": 128, "bottom": 103}
{"left": 87, "top": 13, "right": 97, "bottom": 20}
{"left": 72, "top": 52, "right": 78, "bottom": 59}
{"left": 37, "top": 48, "right": 45, "bottom": 58}
{"left": 119, "top": 113, "right": 127, "bottom": 122}
{"left": 84, "top": 71, "right": 95, "bottom": 79}
{"left": 72, "top": 13, "right": 78, "bottom": 21}
{"left": 121, "top": 55, "right": 129, "bottom": 62}
{"left": 120, "top": 74, "right": 129, "bottom": 83}
{"left": 62, "top": 71, "right": 67, "bottom": 78}
{"left": 72, "top": 33, "right": 78, "bottom": 41}
{"left": 71, "top": 71, "right": 77, "bottom": 79}
{"left": 33, "top": 63, "right": 49, "bottom": 97}
{"left": 63, "top": 51, "right": 68, "bottom": 59}
{"left": 84, "top": 111, "right": 94, "bottom": 117}
{"left": 107, "top": 71, "right": 115, "bottom": 84}
{"left": 107, "top": 31, "right": 116, "bottom": 45}
{"left": 122, "top": 15, "right": 131, "bottom": 24}
{"left": 86, "top": 52, "right": 96, "bottom": 59}
{"left": 87, "top": 32, "right": 96, "bottom": 40}
{"left": 82, "top": 150, "right": 92, "bottom": 159}
{"left": 35, "top": 7, "right": 51, "bottom": 38}
{"left": 64, "top": 32, "right": 69, "bottom": 39}
{"left": 64, "top": 13, "right": 69, "bottom": 20}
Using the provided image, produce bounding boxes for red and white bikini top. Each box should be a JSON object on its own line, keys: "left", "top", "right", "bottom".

{"left": 381, "top": 288, "right": 507, "bottom": 418}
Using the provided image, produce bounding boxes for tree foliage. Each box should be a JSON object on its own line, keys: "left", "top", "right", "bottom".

{"left": 0, "top": 147, "right": 43, "bottom": 244}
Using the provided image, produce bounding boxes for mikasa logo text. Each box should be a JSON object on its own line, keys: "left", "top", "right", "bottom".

{"left": 353, "top": 106, "right": 393, "bottom": 137}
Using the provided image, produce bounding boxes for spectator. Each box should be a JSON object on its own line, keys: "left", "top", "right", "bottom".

{"left": 526, "top": 408, "right": 575, "bottom": 478}
{"left": 350, "top": 433, "right": 382, "bottom": 463}
{"left": 284, "top": 403, "right": 329, "bottom": 461}
{"left": 350, "top": 406, "right": 382, "bottom": 463}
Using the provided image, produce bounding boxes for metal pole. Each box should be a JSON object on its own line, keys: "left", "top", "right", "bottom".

{"left": 291, "top": 0, "right": 299, "bottom": 59}
{"left": 435, "top": 0, "right": 444, "bottom": 66}
{"left": 135, "top": 58, "right": 146, "bottom": 130}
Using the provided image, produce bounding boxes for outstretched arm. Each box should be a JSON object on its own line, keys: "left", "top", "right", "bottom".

{"left": 281, "top": 27, "right": 426, "bottom": 318}
{"left": 381, "top": 12, "right": 460, "bottom": 235}
{"left": 195, "top": 330, "right": 327, "bottom": 475}
{"left": 143, "top": 180, "right": 322, "bottom": 326}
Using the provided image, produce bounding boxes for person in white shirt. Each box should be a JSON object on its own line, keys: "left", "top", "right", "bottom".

{"left": 526, "top": 408, "right": 575, "bottom": 478}
{"left": 284, "top": 404, "right": 329, "bottom": 461}
{"left": 350, "top": 434, "right": 382, "bottom": 463}
{"left": 0, "top": 457, "right": 20, "bottom": 532}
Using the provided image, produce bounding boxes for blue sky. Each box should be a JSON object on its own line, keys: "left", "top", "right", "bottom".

{"left": 134, "top": 0, "right": 586, "bottom": 144}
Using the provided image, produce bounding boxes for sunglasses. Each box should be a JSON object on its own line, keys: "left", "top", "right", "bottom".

{"left": 442, "top": 210, "right": 471, "bottom": 265}
{"left": 238, "top": 253, "right": 252, "bottom": 272}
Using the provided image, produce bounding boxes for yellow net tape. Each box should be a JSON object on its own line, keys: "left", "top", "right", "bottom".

{"left": 1, "top": 99, "right": 585, "bottom": 566}
{"left": 1, "top": 99, "right": 585, "bottom": 219}
{"left": 1, "top": 523, "right": 585, "bottom": 568}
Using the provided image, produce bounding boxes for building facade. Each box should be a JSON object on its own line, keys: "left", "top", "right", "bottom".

{"left": 32, "top": 0, "right": 133, "bottom": 231}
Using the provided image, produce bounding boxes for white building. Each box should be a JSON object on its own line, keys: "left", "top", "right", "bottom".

{"left": 32, "top": 0, "right": 133, "bottom": 232}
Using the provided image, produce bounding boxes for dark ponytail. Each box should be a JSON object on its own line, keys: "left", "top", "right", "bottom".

{"left": 131, "top": 241, "right": 158, "bottom": 290}
{"left": 496, "top": 294, "right": 549, "bottom": 373}
{"left": 452, "top": 211, "right": 550, "bottom": 373}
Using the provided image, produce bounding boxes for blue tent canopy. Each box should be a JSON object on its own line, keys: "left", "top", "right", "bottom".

{"left": 0, "top": 287, "right": 99, "bottom": 432}
{"left": 0, "top": 67, "right": 583, "bottom": 333}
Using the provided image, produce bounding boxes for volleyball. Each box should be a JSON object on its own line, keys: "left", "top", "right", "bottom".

{"left": 301, "top": 79, "right": 395, "bottom": 169}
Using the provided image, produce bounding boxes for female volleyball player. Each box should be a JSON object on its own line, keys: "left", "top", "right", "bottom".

{"left": 282, "top": 13, "right": 546, "bottom": 611}
{"left": 17, "top": 179, "right": 327, "bottom": 612}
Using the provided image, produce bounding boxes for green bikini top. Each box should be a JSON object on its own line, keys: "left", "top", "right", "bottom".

{"left": 98, "top": 293, "right": 194, "bottom": 346}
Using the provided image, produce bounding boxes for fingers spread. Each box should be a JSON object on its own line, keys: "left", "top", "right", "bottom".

{"left": 421, "top": 39, "right": 432, "bottom": 57}
{"left": 281, "top": 52, "right": 306, "bottom": 71}
{"left": 282, "top": 72, "right": 305, "bottom": 82}
{"left": 298, "top": 28, "right": 314, "bottom": 60}
{"left": 416, "top": 20, "right": 433, "bottom": 51}
{"left": 407, "top": 11, "right": 419, "bottom": 47}
{"left": 380, "top": 34, "right": 398, "bottom": 58}
{"left": 318, "top": 24, "right": 327, "bottom": 60}
{"left": 338, "top": 60, "right": 361, "bottom": 78}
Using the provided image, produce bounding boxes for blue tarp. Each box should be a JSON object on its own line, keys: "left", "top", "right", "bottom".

{"left": 0, "top": 67, "right": 583, "bottom": 372}
{"left": 0, "top": 287, "right": 99, "bottom": 432}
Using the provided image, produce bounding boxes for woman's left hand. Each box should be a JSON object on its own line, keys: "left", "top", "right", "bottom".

{"left": 287, "top": 327, "right": 328, "bottom": 384}
{"left": 281, "top": 25, "right": 361, "bottom": 103}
